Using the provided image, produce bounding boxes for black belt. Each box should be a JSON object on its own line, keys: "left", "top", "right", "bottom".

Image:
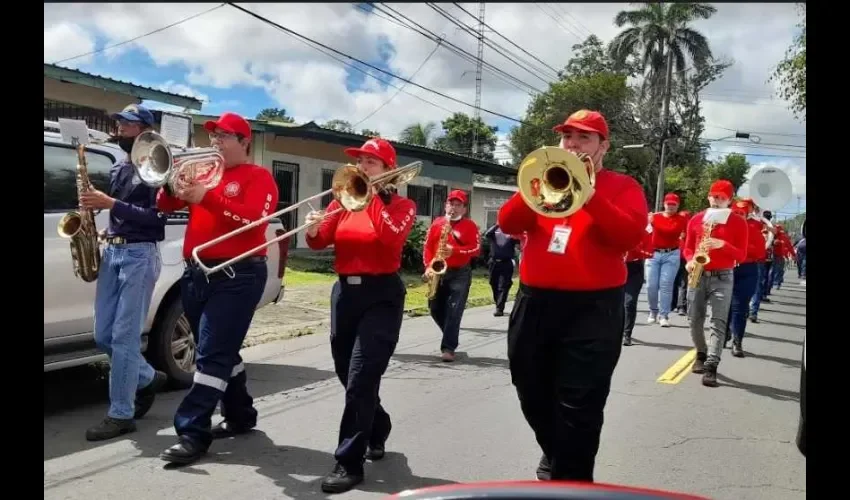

{"left": 105, "top": 236, "right": 156, "bottom": 245}
{"left": 184, "top": 256, "right": 267, "bottom": 267}
{"left": 655, "top": 247, "right": 678, "bottom": 253}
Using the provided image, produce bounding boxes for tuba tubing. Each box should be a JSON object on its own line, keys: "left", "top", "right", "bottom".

{"left": 516, "top": 146, "right": 596, "bottom": 218}
{"left": 130, "top": 131, "right": 225, "bottom": 191}
{"left": 190, "top": 161, "right": 423, "bottom": 276}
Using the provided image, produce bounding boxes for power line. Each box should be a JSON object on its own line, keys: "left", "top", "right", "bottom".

{"left": 49, "top": 3, "right": 226, "bottom": 65}
{"left": 226, "top": 2, "right": 530, "bottom": 125}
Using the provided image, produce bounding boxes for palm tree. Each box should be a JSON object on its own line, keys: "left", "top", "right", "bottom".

{"left": 399, "top": 122, "right": 438, "bottom": 147}
{"left": 609, "top": 2, "right": 717, "bottom": 210}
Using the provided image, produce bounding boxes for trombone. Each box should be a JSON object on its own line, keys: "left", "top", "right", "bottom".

{"left": 191, "top": 160, "right": 423, "bottom": 276}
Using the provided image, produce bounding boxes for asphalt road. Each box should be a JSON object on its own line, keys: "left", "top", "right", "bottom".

{"left": 44, "top": 281, "right": 806, "bottom": 500}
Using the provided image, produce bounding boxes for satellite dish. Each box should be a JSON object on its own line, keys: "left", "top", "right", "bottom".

{"left": 749, "top": 167, "right": 793, "bottom": 211}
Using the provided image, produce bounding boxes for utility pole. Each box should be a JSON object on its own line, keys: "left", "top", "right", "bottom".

{"left": 472, "top": 2, "right": 485, "bottom": 157}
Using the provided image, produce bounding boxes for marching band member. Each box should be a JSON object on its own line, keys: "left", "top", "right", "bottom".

{"left": 157, "top": 112, "right": 280, "bottom": 465}
{"left": 767, "top": 224, "right": 796, "bottom": 291}
{"left": 623, "top": 225, "right": 653, "bottom": 346}
{"left": 498, "top": 110, "right": 648, "bottom": 482}
{"left": 646, "top": 193, "right": 687, "bottom": 327}
{"left": 683, "top": 180, "right": 747, "bottom": 387}
{"left": 82, "top": 105, "right": 168, "bottom": 441}
{"left": 484, "top": 223, "right": 521, "bottom": 316}
{"left": 725, "top": 198, "right": 766, "bottom": 357}
{"left": 671, "top": 209, "right": 691, "bottom": 315}
{"left": 304, "top": 138, "right": 417, "bottom": 493}
{"left": 749, "top": 210, "right": 776, "bottom": 322}
{"left": 423, "top": 191, "right": 481, "bottom": 361}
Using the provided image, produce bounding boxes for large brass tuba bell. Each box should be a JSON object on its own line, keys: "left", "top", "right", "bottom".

{"left": 130, "top": 130, "right": 225, "bottom": 191}
{"left": 516, "top": 146, "right": 596, "bottom": 218}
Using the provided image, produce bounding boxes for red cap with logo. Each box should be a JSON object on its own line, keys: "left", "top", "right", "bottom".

{"left": 708, "top": 179, "right": 734, "bottom": 199}
{"left": 663, "top": 193, "right": 680, "bottom": 205}
{"left": 447, "top": 189, "right": 468, "bottom": 205}
{"left": 344, "top": 138, "right": 398, "bottom": 168}
{"left": 553, "top": 109, "right": 609, "bottom": 140}
{"left": 204, "top": 112, "right": 252, "bottom": 138}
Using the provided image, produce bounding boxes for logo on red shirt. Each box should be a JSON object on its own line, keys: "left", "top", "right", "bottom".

{"left": 224, "top": 182, "right": 241, "bottom": 197}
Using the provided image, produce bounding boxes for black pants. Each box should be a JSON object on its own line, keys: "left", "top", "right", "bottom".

{"left": 489, "top": 259, "right": 515, "bottom": 312}
{"left": 623, "top": 261, "right": 645, "bottom": 339}
{"left": 760, "top": 260, "right": 773, "bottom": 298}
{"left": 671, "top": 257, "right": 687, "bottom": 312}
{"left": 330, "top": 273, "right": 405, "bottom": 472}
{"left": 174, "top": 259, "right": 267, "bottom": 450}
{"left": 508, "top": 283, "right": 624, "bottom": 482}
{"left": 429, "top": 266, "right": 472, "bottom": 352}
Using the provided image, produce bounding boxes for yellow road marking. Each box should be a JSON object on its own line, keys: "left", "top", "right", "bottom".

{"left": 657, "top": 349, "right": 697, "bottom": 384}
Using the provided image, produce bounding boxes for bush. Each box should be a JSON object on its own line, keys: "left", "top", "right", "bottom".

{"left": 402, "top": 220, "right": 427, "bottom": 273}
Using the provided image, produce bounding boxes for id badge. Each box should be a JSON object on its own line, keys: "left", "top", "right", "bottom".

{"left": 548, "top": 225, "right": 572, "bottom": 255}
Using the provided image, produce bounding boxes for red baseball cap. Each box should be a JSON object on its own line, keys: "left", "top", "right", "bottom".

{"left": 734, "top": 198, "right": 754, "bottom": 211}
{"left": 663, "top": 193, "right": 680, "bottom": 205}
{"left": 204, "top": 112, "right": 252, "bottom": 138}
{"left": 553, "top": 109, "right": 609, "bottom": 140}
{"left": 708, "top": 180, "right": 734, "bottom": 199}
{"left": 447, "top": 189, "right": 468, "bottom": 205}
{"left": 344, "top": 138, "right": 397, "bottom": 168}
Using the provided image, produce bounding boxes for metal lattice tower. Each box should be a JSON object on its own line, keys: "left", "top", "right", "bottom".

{"left": 472, "top": 2, "right": 485, "bottom": 156}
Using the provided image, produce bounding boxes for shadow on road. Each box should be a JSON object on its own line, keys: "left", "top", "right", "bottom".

{"left": 153, "top": 431, "right": 455, "bottom": 498}
{"left": 44, "top": 363, "right": 336, "bottom": 462}
{"left": 461, "top": 327, "right": 506, "bottom": 336}
{"left": 746, "top": 333, "right": 803, "bottom": 347}
{"left": 716, "top": 373, "right": 799, "bottom": 403}
{"left": 392, "top": 352, "right": 507, "bottom": 370}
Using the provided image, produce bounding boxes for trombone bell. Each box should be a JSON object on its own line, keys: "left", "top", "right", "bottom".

{"left": 517, "top": 146, "right": 595, "bottom": 218}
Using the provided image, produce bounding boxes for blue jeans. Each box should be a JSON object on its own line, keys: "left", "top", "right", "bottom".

{"left": 727, "top": 262, "right": 759, "bottom": 342}
{"left": 646, "top": 249, "right": 680, "bottom": 318}
{"left": 174, "top": 260, "right": 267, "bottom": 449}
{"left": 750, "top": 262, "right": 767, "bottom": 317}
{"left": 94, "top": 242, "right": 162, "bottom": 420}
{"left": 769, "top": 258, "right": 786, "bottom": 289}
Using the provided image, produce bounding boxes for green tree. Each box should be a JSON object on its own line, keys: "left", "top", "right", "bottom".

{"left": 770, "top": 3, "right": 806, "bottom": 121}
{"left": 399, "top": 122, "right": 438, "bottom": 146}
{"left": 256, "top": 107, "right": 295, "bottom": 123}
{"left": 432, "top": 112, "right": 499, "bottom": 161}
{"left": 322, "top": 119, "right": 354, "bottom": 133}
{"left": 360, "top": 128, "right": 381, "bottom": 137}
{"left": 666, "top": 153, "right": 751, "bottom": 211}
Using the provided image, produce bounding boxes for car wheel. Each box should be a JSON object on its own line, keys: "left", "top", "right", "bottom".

{"left": 148, "top": 297, "right": 196, "bottom": 389}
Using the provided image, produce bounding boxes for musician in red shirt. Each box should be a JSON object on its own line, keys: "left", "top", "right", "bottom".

{"left": 498, "top": 110, "right": 648, "bottom": 482}
{"left": 671, "top": 209, "right": 692, "bottom": 316}
{"left": 156, "top": 112, "right": 280, "bottom": 465}
{"left": 767, "top": 224, "right": 796, "bottom": 292}
{"left": 725, "top": 198, "right": 766, "bottom": 357}
{"left": 623, "top": 227, "right": 653, "bottom": 346}
{"left": 304, "top": 138, "right": 417, "bottom": 493}
{"left": 646, "top": 193, "right": 687, "bottom": 327}
{"left": 683, "top": 180, "right": 748, "bottom": 387}
{"left": 423, "top": 190, "right": 481, "bottom": 362}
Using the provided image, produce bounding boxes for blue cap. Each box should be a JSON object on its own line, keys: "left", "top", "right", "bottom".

{"left": 110, "top": 104, "right": 155, "bottom": 126}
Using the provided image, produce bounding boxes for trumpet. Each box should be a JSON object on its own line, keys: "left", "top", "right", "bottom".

{"left": 516, "top": 146, "right": 596, "bottom": 218}
{"left": 130, "top": 130, "right": 224, "bottom": 191}
{"left": 191, "top": 161, "right": 423, "bottom": 276}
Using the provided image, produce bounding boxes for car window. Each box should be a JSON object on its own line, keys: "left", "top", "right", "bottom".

{"left": 44, "top": 143, "right": 114, "bottom": 212}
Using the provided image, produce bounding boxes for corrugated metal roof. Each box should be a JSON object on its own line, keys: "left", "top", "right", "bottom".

{"left": 44, "top": 63, "right": 203, "bottom": 110}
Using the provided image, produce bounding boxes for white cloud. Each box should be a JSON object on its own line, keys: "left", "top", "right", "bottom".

{"left": 44, "top": 2, "right": 805, "bottom": 187}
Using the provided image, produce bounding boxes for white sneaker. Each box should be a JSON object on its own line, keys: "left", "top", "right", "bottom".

{"left": 659, "top": 317, "right": 671, "bottom": 328}
{"left": 647, "top": 315, "right": 657, "bottom": 324}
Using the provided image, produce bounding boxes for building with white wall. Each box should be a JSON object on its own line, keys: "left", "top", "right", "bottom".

{"left": 470, "top": 181, "right": 518, "bottom": 232}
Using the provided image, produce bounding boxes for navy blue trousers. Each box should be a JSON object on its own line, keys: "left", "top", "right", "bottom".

{"left": 727, "top": 262, "right": 759, "bottom": 342}
{"left": 173, "top": 260, "right": 267, "bottom": 450}
{"left": 429, "top": 266, "right": 473, "bottom": 352}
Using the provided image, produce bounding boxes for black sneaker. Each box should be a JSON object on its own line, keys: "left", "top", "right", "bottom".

{"left": 622, "top": 336, "right": 632, "bottom": 346}
{"left": 85, "top": 417, "right": 136, "bottom": 442}
{"left": 135, "top": 371, "right": 168, "bottom": 419}
{"left": 732, "top": 341, "right": 745, "bottom": 358}
{"left": 321, "top": 463, "right": 364, "bottom": 493}
{"left": 536, "top": 454, "right": 551, "bottom": 481}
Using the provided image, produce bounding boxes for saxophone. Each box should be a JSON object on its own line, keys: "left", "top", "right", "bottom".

{"left": 687, "top": 220, "right": 716, "bottom": 289}
{"left": 425, "top": 220, "right": 452, "bottom": 300}
{"left": 57, "top": 143, "right": 102, "bottom": 283}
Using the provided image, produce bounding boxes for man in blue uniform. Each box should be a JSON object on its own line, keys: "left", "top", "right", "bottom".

{"left": 484, "top": 223, "right": 520, "bottom": 316}
{"left": 80, "top": 104, "right": 168, "bottom": 441}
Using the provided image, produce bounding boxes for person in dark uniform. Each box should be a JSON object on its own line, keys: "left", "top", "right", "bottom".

{"left": 423, "top": 191, "right": 482, "bottom": 361}
{"left": 670, "top": 210, "right": 691, "bottom": 316}
{"left": 623, "top": 226, "right": 652, "bottom": 346}
{"left": 498, "top": 110, "right": 649, "bottom": 482}
{"left": 304, "top": 138, "right": 417, "bottom": 494}
{"left": 81, "top": 104, "right": 168, "bottom": 441}
{"left": 156, "top": 112, "right": 280, "bottom": 465}
{"left": 484, "top": 223, "right": 521, "bottom": 316}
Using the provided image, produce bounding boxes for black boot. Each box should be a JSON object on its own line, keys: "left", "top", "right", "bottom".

{"left": 134, "top": 371, "right": 168, "bottom": 419}
{"left": 160, "top": 437, "right": 206, "bottom": 465}
{"left": 702, "top": 363, "right": 718, "bottom": 387}
{"left": 622, "top": 335, "right": 632, "bottom": 346}
{"left": 536, "top": 454, "right": 551, "bottom": 481}
{"left": 321, "top": 463, "right": 364, "bottom": 493}
{"left": 692, "top": 352, "right": 707, "bottom": 374}
{"left": 85, "top": 417, "right": 136, "bottom": 442}
{"left": 732, "top": 340, "right": 745, "bottom": 358}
